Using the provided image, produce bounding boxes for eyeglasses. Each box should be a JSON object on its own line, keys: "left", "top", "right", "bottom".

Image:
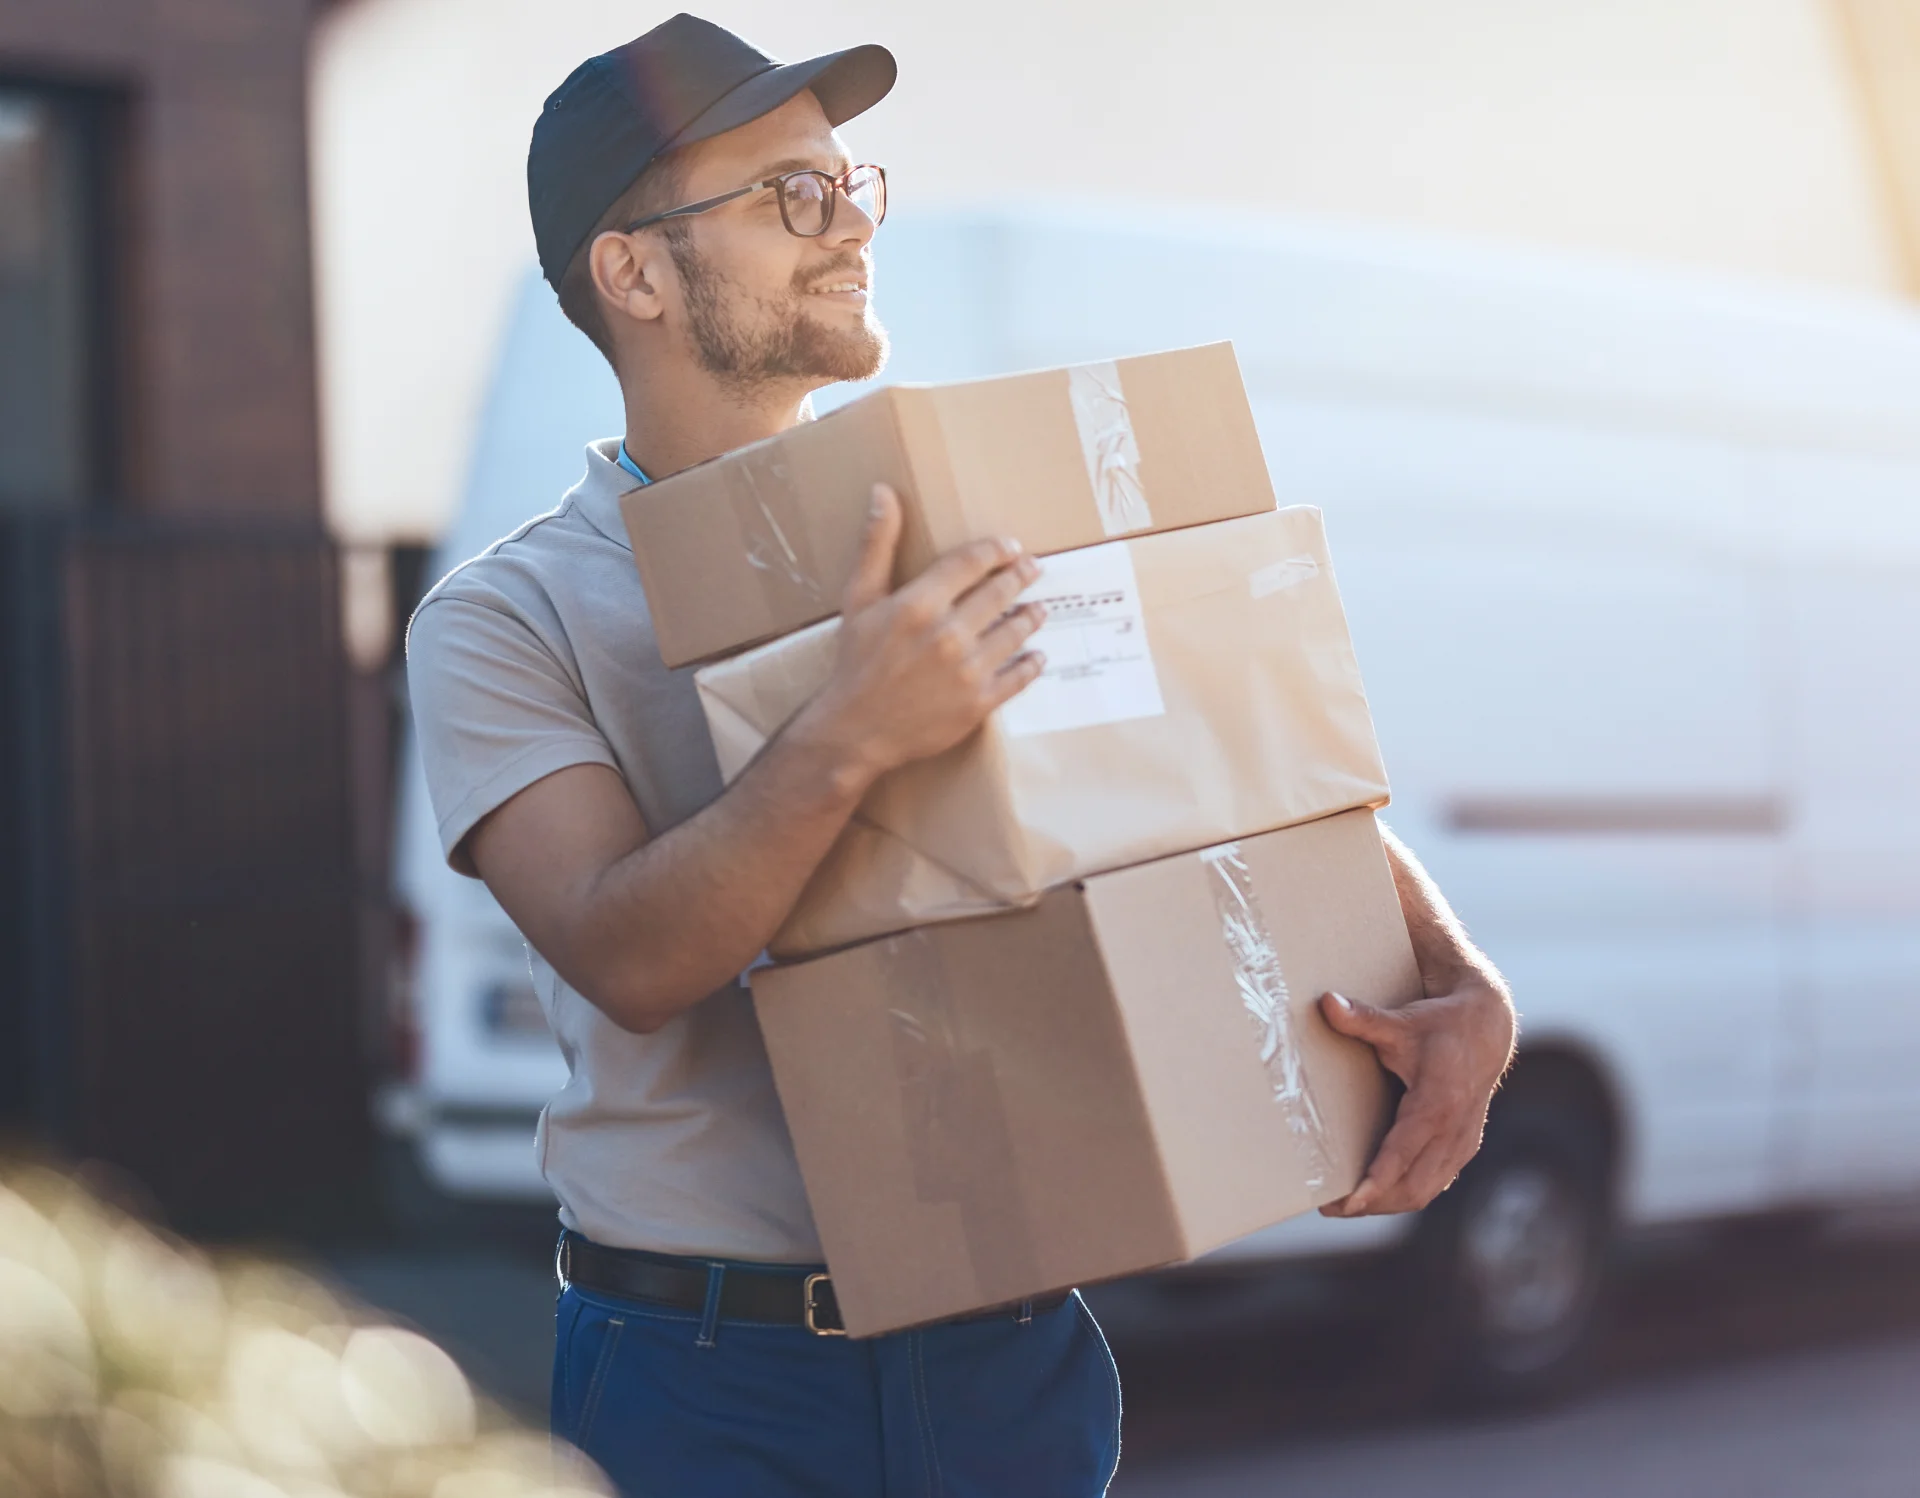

{"left": 622, "top": 163, "right": 887, "bottom": 239}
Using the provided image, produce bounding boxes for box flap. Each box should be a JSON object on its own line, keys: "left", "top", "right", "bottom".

{"left": 692, "top": 617, "right": 839, "bottom": 782}
{"left": 771, "top": 816, "right": 1035, "bottom": 960}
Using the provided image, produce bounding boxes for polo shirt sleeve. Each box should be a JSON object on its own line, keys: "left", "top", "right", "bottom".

{"left": 406, "top": 593, "right": 620, "bottom": 876}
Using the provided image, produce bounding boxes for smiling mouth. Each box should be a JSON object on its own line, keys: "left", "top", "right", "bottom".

{"left": 807, "top": 280, "right": 868, "bottom": 296}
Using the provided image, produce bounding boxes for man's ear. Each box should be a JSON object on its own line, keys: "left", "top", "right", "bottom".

{"left": 589, "top": 230, "right": 673, "bottom": 331}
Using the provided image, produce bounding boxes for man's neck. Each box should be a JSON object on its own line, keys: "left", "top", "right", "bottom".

{"left": 619, "top": 363, "right": 816, "bottom": 481}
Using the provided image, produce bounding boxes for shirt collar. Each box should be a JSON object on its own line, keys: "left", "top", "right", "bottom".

{"left": 570, "top": 437, "right": 644, "bottom": 550}
{"left": 616, "top": 443, "right": 652, "bottom": 486}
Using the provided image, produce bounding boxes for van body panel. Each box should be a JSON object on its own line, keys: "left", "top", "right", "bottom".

{"left": 395, "top": 214, "right": 1920, "bottom": 1249}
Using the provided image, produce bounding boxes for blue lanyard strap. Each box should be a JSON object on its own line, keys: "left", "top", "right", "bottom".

{"left": 617, "top": 443, "right": 651, "bottom": 486}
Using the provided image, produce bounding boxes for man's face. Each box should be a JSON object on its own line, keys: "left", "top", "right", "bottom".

{"left": 660, "top": 92, "right": 886, "bottom": 393}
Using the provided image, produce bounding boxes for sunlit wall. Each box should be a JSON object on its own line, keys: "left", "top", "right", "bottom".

{"left": 310, "top": 0, "right": 1907, "bottom": 545}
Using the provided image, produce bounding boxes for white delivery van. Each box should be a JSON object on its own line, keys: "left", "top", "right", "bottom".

{"left": 389, "top": 210, "right": 1920, "bottom": 1400}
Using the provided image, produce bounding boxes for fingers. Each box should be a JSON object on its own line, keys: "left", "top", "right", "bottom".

{"left": 1314, "top": 985, "right": 1508, "bottom": 1218}
{"left": 1319, "top": 1064, "right": 1483, "bottom": 1216}
{"left": 982, "top": 648, "right": 1046, "bottom": 708}
{"left": 1345, "top": 1126, "right": 1460, "bottom": 1216}
{"left": 1320, "top": 991, "right": 1407, "bottom": 1050}
{"left": 1326, "top": 1096, "right": 1437, "bottom": 1216}
{"left": 841, "top": 485, "right": 903, "bottom": 615}
{"left": 952, "top": 551, "right": 1040, "bottom": 633}
{"left": 1320, "top": 992, "right": 1420, "bottom": 1089}
{"left": 975, "top": 601, "right": 1048, "bottom": 672}
{"left": 915, "top": 535, "right": 1029, "bottom": 606}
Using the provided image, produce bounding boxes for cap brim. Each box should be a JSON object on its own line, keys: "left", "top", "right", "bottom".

{"left": 664, "top": 42, "right": 897, "bottom": 155}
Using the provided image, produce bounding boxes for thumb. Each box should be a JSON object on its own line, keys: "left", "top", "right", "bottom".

{"left": 842, "top": 484, "right": 902, "bottom": 615}
{"left": 1319, "top": 991, "right": 1403, "bottom": 1048}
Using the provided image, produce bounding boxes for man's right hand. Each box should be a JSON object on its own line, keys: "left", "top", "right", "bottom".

{"left": 463, "top": 487, "right": 1047, "bottom": 1034}
{"left": 789, "top": 483, "right": 1048, "bottom": 784}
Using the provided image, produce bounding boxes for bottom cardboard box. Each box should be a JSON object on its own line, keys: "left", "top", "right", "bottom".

{"left": 751, "top": 807, "right": 1423, "bottom": 1338}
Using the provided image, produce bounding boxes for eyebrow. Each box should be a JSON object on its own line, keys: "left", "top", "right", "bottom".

{"left": 750, "top": 153, "right": 853, "bottom": 181}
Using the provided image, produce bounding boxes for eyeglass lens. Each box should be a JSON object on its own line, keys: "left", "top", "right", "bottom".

{"left": 783, "top": 167, "right": 885, "bottom": 236}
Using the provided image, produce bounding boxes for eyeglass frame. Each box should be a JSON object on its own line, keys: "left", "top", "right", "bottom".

{"left": 620, "top": 163, "right": 887, "bottom": 239}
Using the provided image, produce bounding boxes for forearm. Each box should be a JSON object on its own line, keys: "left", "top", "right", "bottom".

{"left": 473, "top": 501, "right": 1046, "bottom": 1036}
{"left": 1379, "top": 822, "right": 1509, "bottom": 1004}
{"left": 570, "top": 720, "right": 873, "bottom": 1031}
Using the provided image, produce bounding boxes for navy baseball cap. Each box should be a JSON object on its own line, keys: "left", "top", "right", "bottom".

{"left": 528, "top": 14, "right": 896, "bottom": 290}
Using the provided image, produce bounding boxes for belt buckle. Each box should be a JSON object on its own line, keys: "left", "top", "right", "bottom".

{"left": 803, "top": 1272, "right": 845, "bottom": 1336}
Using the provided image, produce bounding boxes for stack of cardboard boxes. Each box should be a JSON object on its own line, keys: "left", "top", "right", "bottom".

{"left": 622, "top": 343, "right": 1423, "bottom": 1336}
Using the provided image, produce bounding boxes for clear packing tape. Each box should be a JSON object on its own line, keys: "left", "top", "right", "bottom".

{"left": 718, "top": 359, "right": 1147, "bottom": 630}
{"left": 877, "top": 933, "right": 1044, "bottom": 1300}
{"left": 1067, "top": 362, "right": 1152, "bottom": 537}
{"left": 726, "top": 448, "right": 829, "bottom": 614}
{"left": 1201, "top": 842, "right": 1335, "bottom": 1194}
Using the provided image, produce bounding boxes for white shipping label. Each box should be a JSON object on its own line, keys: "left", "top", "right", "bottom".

{"left": 997, "top": 541, "right": 1166, "bottom": 739}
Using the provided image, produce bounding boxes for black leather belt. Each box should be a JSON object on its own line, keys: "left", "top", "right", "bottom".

{"left": 559, "top": 1232, "right": 1069, "bottom": 1336}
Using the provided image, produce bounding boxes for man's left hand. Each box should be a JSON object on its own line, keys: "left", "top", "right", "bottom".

{"left": 1314, "top": 980, "right": 1516, "bottom": 1217}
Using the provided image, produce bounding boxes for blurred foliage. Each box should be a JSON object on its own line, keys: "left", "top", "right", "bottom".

{"left": 0, "top": 1160, "right": 610, "bottom": 1498}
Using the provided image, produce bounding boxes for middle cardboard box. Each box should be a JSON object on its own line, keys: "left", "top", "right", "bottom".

{"left": 697, "top": 505, "right": 1391, "bottom": 959}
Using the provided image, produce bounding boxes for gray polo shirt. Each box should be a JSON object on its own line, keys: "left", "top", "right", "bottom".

{"left": 405, "top": 437, "right": 821, "bottom": 1262}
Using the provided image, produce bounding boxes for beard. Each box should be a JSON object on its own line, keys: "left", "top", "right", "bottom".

{"left": 671, "top": 233, "right": 889, "bottom": 395}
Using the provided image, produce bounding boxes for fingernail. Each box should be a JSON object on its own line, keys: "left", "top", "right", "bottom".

{"left": 1020, "top": 556, "right": 1040, "bottom": 582}
{"left": 1329, "top": 992, "right": 1352, "bottom": 1010}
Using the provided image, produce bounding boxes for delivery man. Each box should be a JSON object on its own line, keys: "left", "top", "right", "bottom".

{"left": 405, "top": 14, "right": 1518, "bottom": 1496}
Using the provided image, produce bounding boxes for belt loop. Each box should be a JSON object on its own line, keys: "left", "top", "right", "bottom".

{"left": 695, "top": 1262, "right": 726, "bottom": 1349}
{"left": 1017, "top": 1298, "right": 1034, "bottom": 1325}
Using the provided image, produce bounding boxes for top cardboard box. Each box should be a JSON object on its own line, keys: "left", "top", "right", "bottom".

{"left": 620, "top": 342, "right": 1276, "bottom": 667}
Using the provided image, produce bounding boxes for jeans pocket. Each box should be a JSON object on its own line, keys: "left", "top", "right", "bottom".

{"left": 572, "top": 1310, "right": 628, "bottom": 1449}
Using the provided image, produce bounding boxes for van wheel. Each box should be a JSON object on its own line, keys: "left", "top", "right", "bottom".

{"left": 1405, "top": 1093, "right": 1612, "bottom": 1408}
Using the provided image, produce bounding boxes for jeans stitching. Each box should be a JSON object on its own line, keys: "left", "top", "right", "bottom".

{"left": 910, "top": 1331, "right": 944, "bottom": 1498}
{"left": 1076, "top": 1295, "right": 1124, "bottom": 1492}
{"left": 555, "top": 1293, "right": 585, "bottom": 1427}
{"left": 575, "top": 1314, "right": 626, "bottom": 1448}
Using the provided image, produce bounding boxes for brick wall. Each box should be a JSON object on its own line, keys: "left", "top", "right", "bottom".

{"left": 0, "top": 0, "right": 321, "bottom": 518}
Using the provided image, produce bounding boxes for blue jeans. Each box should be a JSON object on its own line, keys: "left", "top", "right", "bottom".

{"left": 551, "top": 1265, "right": 1123, "bottom": 1497}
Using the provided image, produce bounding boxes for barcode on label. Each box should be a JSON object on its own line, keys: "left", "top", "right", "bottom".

{"left": 997, "top": 542, "right": 1166, "bottom": 739}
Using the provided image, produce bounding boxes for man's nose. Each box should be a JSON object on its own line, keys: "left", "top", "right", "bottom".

{"left": 828, "top": 194, "right": 877, "bottom": 249}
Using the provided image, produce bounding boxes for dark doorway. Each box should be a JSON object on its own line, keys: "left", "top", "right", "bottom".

{"left": 0, "top": 81, "right": 113, "bottom": 1138}
{"left": 0, "top": 81, "right": 115, "bottom": 514}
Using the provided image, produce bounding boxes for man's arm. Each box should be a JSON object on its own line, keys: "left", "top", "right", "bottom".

{"left": 465, "top": 485, "right": 1046, "bottom": 1034}
{"left": 1317, "top": 824, "right": 1518, "bottom": 1216}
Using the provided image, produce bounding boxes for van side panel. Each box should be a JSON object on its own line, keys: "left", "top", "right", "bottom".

{"left": 1257, "top": 395, "right": 1793, "bottom": 1222}
{"left": 1760, "top": 448, "right": 1920, "bottom": 1198}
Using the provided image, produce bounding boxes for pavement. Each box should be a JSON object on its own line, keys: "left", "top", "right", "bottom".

{"left": 1111, "top": 1333, "right": 1920, "bottom": 1497}
{"left": 316, "top": 1202, "right": 1920, "bottom": 1496}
